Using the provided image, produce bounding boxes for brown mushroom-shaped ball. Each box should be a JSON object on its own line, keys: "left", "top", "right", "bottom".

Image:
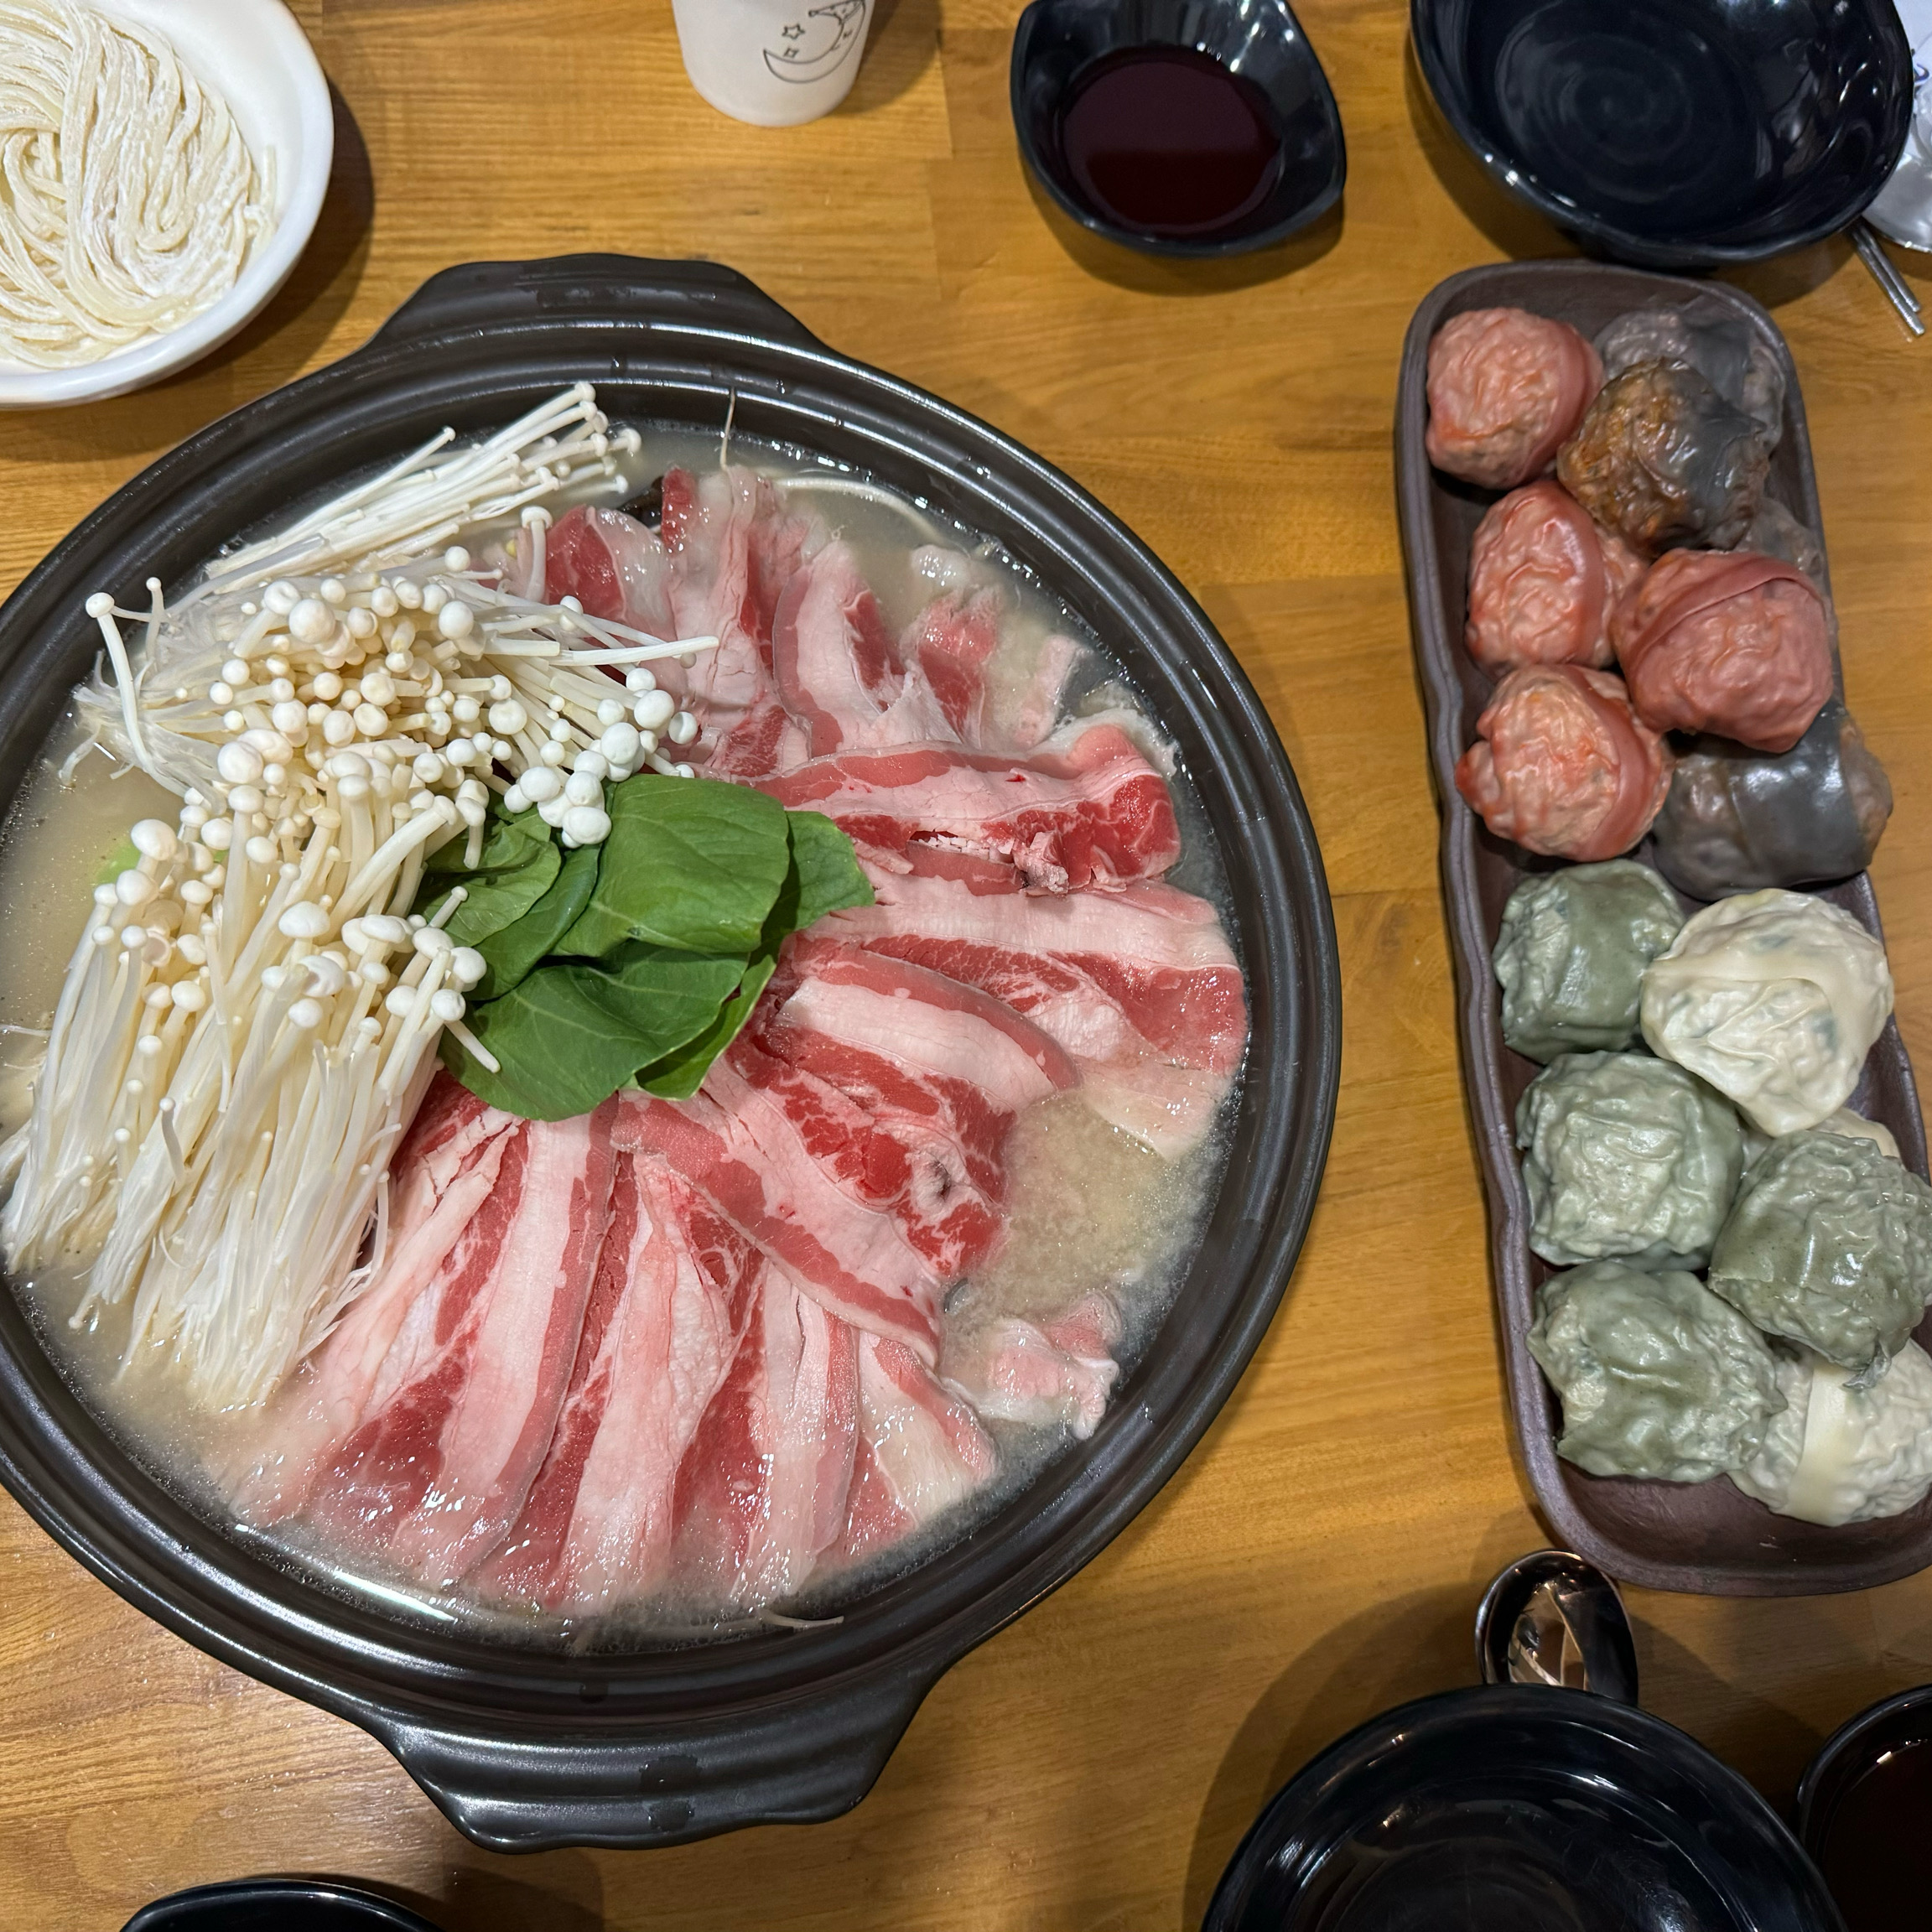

{"left": 1455, "top": 663, "right": 1674, "bottom": 861}
{"left": 1426, "top": 308, "right": 1602, "bottom": 490}
{"left": 1613, "top": 549, "right": 1834, "bottom": 753}
{"left": 1557, "top": 360, "right": 1770, "bottom": 553}
{"left": 1465, "top": 480, "right": 1645, "bottom": 675}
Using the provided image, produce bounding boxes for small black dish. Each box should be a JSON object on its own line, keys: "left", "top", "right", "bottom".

{"left": 1796, "top": 1684, "right": 1932, "bottom": 1931}
{"left": 1011, "top": 0, "right": 1345, "bottom": 257}
{"left": 1411, "top": 0, "right": 1913, "bottom": 270}
{"left": 1206, "top": 1686, "right": 1845, "bottom": 1931}
{"left": 123, "top": 1879, "right": 443, "bottom": 1932}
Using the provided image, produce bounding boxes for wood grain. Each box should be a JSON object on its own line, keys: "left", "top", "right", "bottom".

{"left": 2, "top": 2, "right": 1929, "bottom": 1925}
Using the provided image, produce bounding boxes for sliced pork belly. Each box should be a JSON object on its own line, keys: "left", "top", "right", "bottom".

{"left": 828, "top": 862, "right": 1246, "bottom": 1153}
{"left": 761, "top": 720, "right": 1180, "bottom": 892}
{"left": 857, "top": 1333, "right": 996, "bottom": 1526}
{"left": 298, "top": 1099, "right": 621, "bottom": 1587}
{"left": 902, "top": 587, "right": 999, "bottom": 745}
{"left": 480, "top": 1153, "right": 761, "bottom": 1611}
{"left": 232, "top": 1078, "right": 521, "bottom": 1523}
{"left": 942, "top": 1291, "right": 1123, "bottom": 1441}
{"left": 772, "top": 540, "right": 958, "bottom": 756}
{"left": 670, "top": 1270, "right": 858, "bottom": 1607}
{"left": 659, "top": 467, "right": 818, "bottom": 735}
{"left": 703, "top": 699, "right": 810, "bottom": 781}
{"left": 753, "top": 937, "right": 1074, "bottom": 1275}
{"left": 614, "top": 1080, "right": 947, "bottom": 1362}
{"left": 543, "top": 504, "right": 676, "bottom": 636}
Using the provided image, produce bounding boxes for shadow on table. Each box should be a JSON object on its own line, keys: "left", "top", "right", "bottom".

{"left": 1179, "top": 1581, "right": 1479, "bottom": 1926}
{"left": 844, "top": 0, "right": 941, "bottom": 115}
{"left": 1402, "top": 42, "right": 1572, "bottom": 267}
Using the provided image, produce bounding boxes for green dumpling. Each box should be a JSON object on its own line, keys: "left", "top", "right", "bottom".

{"left": 1529, "top": 1260, "right": 1787, "bottom": 1482}
{"left": 1493, "top": 861, "right": 1685, "bottom": 1063}
{"left": 1707, "top": 1130, "right": 1932, "bottom": 1374}
{"left": 1518, "top": 1051, "right": 1746, "bottom": 1270}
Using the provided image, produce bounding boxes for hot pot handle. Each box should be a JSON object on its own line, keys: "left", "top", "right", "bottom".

{"left": 369, "top": 253, "right": 829, "bottom": 353}
{"left": 373, "top": 1672, "right": 931, "bottom": 1852}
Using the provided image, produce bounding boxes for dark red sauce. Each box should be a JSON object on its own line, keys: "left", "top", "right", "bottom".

{"left": 1058, "top": 47, "right": 1284, "bottom": 240}
{"left": 1819, "top": 1737, "right": 1932, "bottom": 1930}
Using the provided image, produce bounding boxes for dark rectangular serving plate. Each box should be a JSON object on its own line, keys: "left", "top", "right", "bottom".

{"left": 1395, "top": 261, "right": 1931, "bottom": 1597}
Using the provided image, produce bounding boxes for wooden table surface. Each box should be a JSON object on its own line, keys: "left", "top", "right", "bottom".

{"left": 4, "top": 3, "right": 1931, "bottom": 1925}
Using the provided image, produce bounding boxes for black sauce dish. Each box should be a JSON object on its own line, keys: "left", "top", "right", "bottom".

{"left": 1011, "top": 0, "right": 1345, "bottom": 256}
{"left": 0, "top": 256, "right": 1340, "bottom": 1852}
{"left": 1411, "top": 0, "right": 1913, "bottom": 269}
{"left": 1796, "top": 1683, "right": 1932, "bottom": 1931}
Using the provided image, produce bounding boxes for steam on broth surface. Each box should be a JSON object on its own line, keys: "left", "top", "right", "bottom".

{"left": 0, "top": 408, "right": 1244, "bottom": 1642}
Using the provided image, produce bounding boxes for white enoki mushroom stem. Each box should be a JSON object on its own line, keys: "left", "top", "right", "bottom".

{"left": 3, "top": 383, "right": 715, "bottom": 1410}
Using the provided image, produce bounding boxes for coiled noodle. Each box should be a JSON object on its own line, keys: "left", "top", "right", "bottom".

{"left": 0, "top": 0, "right": 273, "bottom": 368}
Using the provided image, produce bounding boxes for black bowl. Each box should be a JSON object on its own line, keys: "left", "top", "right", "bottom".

{"left": 124, "top": 1880, "right": 442, "bottom": 1932}
{"left": 1208, "top": 1685, "right": 1846, "bottom": 1931}
{"left": 1411, "top": 0, "right": 1913, "bottom": 270}
{"left": 0, "top": 257, "right": 1340, "bottom": 1851}
{"left": 1011, "top": 0, "right": 1346, "bottom": 256}
{"left": 1796, "top": 1683, "right": 1932, "bottom": 1929}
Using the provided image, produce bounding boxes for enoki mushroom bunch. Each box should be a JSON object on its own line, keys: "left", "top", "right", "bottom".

{"left": 2, "top": 384, "right": 719, "bottom": 1410}
{"left": 0, "top": 0, "right": 273, "bottom": 367}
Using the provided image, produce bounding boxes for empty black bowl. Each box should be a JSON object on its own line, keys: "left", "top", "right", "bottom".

{"left": 1011, "top": 0, "right": 1346, "bottom": 256}
{"left": 1207, "top": 1686, "right": 1845, "bottom": 1930}
{"left": 1411, "top": 0, "right": 1913, "bottom": 269}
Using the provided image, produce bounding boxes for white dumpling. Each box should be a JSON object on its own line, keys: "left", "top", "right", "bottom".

{"left": 1639, "top": 889, "right": 1893, "bottom": 1135}
{"left": 1730, "top": 1341, "right": 1932, "bottom": 1525}
{"left": 1820, "top": 1108, "right": 1902, "bottom": 1161}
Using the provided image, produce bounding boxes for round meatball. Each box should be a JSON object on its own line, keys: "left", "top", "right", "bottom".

{"left": 1464, "top": 480, "right": 1644, "bottom": 674}
{"left": 1455, "top": 663, "right": 1673, "bottom": 861}
{"left": 1613, "top": 549, "right": 1833, "bottom": 753}
{"left": 1426, "top": 308, "right": 1602, "bottom": 490}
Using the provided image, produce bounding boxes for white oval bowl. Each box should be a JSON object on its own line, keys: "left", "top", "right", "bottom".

{"left": 0, "top": 0, "right": 333, "bottom": 410}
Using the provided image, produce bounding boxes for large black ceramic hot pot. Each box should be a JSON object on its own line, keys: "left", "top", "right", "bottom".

{"left": 0, "top": 257, "right": 1340, "bottom": 1851}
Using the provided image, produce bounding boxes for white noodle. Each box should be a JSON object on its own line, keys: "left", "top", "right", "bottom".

{"left": 0, "top": 0, "right": 273, "bottom": 368}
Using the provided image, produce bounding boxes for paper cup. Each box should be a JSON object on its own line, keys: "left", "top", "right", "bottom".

{"left": 673, "top": 0, "right": 874, "bottom": 127}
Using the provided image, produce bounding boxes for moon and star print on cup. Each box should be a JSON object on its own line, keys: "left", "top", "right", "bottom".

{"left": 672, "top": 0, "right": 874, "bottom": 126}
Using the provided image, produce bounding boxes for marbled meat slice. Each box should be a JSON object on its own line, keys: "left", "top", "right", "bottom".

{"left": 941, "top": 1291, "right": 1124, "bottom": 1441}
{"left": 541, "top": 504, "right": 676, "bottom": 636}
{"left": 752, "top": 937, "right": 1074, "bottom": 1275}
{"left": 231, "top": 1076, "right": 520, "bottom": 1523}
{"left": 853, "top": 1333, "right": 996, "bottom": 1535}
{"left": 299, "top": 1098, "right": 621, "bottom": 1586}
{"left": 771, "top": 539, "right": 958, "bottom": 756}
{"left": 480, "top": 1150, "right": 761, "bottom": 1611}
{"left": 613, "top": 1078, "right": 947, "bottom": 1363}
{"left": 828, "top": 855, "right": 1246, "bottom": 1153}
{"left": 659, "top": 466, "right": 818, "bottom": 737}
{"left": 670, "top": 1269, "right": 859, "bottom": 1607}
{"left": 901, "top": 586, "right": 1000, "bottom": 745}
{"left": 760, "top": 719, "right": 1181, "bottom": 892}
